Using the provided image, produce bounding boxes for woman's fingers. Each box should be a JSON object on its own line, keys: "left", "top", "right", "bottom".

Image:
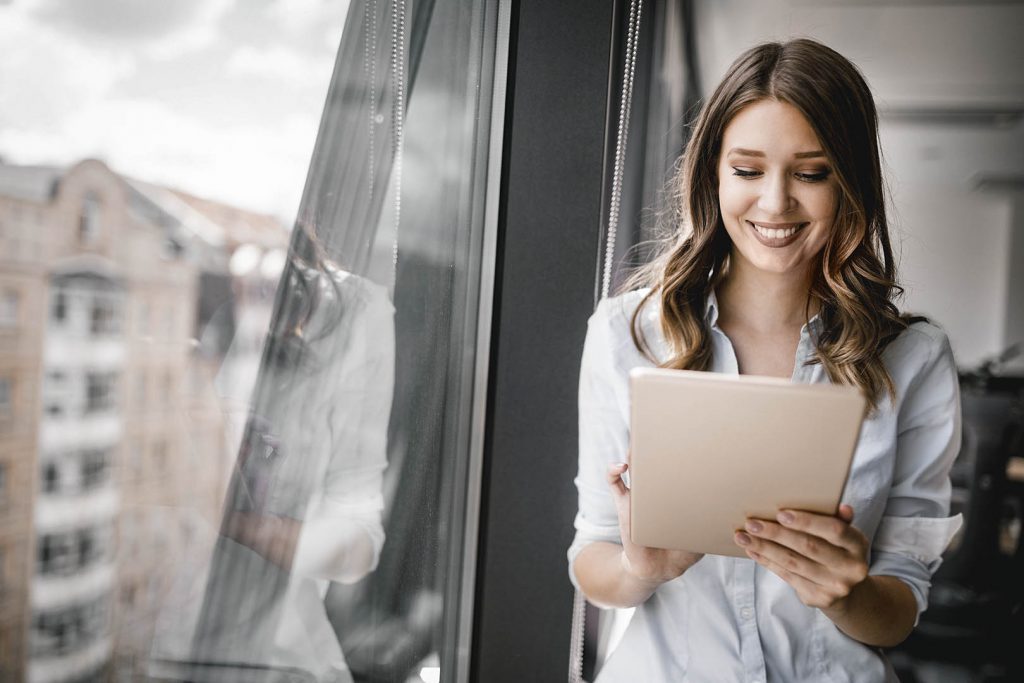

{"left": 740, "top": 518, "right": 847, "bottom": 568}
{"left": 606, "top": 462, "right": 629, "bottom": 498}
{"left": 737, "top": 507, "right": 870, "bottom": 608}
{"left": 736, "top": 532, "right": 834, "bottom": 585}
{"left": 837, "top": 504, "right": 855, "bottom": 524}
{"left": 775, "top": 508, "right": 865, "bottom": 554}
{"left": 745, "top": 549, "right": 825, "bottom": 606}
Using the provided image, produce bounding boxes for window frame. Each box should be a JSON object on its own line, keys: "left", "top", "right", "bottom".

{"left": 468, "top": 1, "right": 618, "bottom": 680}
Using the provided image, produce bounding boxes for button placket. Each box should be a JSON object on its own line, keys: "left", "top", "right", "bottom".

{"left": 733, "top": 559, "right": 767, "bottom": 683}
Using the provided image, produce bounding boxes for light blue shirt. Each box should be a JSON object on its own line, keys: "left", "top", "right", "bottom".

{"left": 569, "top": 289, "right": 963, "bottom": 683}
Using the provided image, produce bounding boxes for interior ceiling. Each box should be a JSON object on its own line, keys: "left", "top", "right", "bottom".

{"left": 691, "top": 0, "right": 1024, "bottom": 187}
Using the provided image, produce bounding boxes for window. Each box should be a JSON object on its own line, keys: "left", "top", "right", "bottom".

{"left": 80, "top": 449, "right": 108, "bottom": 490}
{"left": 38, "top": 533, "right": 73, "bottom": 576}
{"left": 0, "top": 289, "right": 17, "bottom": 327}
{"left": 2, "top": 0, "right": 511, "bottom": 679}
{"left": 43, "top": 462, "right": 60, "bottom": 493}
{"left": 85, "top": 372, "right": 116, "bottom": 414}
{"left": 44, "top": 370, "right": 67, "bottom": 417}
{"left": 52, "top": 289, "right": 67, "bottom": 323}
{"left": 0, "top": 461, "right": 6, "bottom": 505}
{"left": 79, "top": 192, "right": 100, "bottom": 244}
{"left": 37, "top": 526, "right": 110, "bottom": 576}
{"left": 89, "top": 295, "right": 120, "bottom": 336}
{"left": 180, "top": 1, "right": 506, "bottom": 679}
{"left": 31, "top": 596, "right": 111, "bottom": 657}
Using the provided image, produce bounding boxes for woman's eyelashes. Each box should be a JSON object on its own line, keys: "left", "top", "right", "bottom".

{"left": 730, "top": 167, "right": 832, "bottom": 182}
{"left": 795, "top": 169, "right": 831, "bottom": 182}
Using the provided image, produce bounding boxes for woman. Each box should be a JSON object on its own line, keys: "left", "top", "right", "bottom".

{"left": 569, "top": 38, "right": 962, "bottom": 682}
{"left": 154, "top": 233, "right": 394, "bottom": 683}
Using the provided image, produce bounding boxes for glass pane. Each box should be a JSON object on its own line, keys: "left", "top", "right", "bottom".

{"left": 0, "top": 1, "right": 500, "bottom": 681}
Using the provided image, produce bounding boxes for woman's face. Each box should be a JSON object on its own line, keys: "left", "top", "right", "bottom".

{"left": 716, "top": 99, "right": 838, "bottom": 278}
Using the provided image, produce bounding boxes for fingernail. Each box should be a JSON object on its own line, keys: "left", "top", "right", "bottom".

{"left": 778, "top": 511, "right": 795, "bottom": 525}
{"left": 745, "top": 520, "right": 762, "bottom": 533}
{"left": 735, "top": 531, "right": 751, "bottom": 546}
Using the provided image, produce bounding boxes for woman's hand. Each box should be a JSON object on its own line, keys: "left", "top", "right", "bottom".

{"left": 222, "top": 510, "right": 302, "bottom": 571}
{"left": 608, "top": 462, "right": 704, "bottom": 586}
{"left": 734, "top": 504, "right": 868, "bottom": 613}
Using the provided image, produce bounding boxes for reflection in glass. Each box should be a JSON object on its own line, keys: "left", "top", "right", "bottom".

{"left": 1, "top": 0, "right": 500, "bottom": 680}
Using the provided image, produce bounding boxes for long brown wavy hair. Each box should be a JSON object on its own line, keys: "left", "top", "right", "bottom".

{"left": 628, "top": 38, "right": 908, "bottom": 409}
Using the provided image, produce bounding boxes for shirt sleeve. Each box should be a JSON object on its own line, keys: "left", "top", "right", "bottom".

{"left": 567, "top": 297, "right": 633, "bottom": 590}
{"left": 869, "top": 327, "right": 964, "bottom": 621}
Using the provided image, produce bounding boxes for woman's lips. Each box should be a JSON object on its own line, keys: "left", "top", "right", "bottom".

{"left": 747, "top": 220, "right": 808, "bottom": 248}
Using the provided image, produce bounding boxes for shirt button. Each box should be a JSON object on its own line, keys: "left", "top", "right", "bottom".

{"left": 740, "top": 607, "right": 753, "bottom": 620}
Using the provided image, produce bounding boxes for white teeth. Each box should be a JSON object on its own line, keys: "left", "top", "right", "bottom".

{"left": 753, "top": 224, "right": 799, "bottom": 239}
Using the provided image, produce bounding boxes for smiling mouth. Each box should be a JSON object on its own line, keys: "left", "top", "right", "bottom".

{"left": 749, "top": 221, "right": 808, "bottom": 239}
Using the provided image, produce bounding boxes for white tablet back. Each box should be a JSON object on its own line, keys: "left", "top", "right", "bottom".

{"left": 629, "top": 367, "right": 866, "bottom": 558}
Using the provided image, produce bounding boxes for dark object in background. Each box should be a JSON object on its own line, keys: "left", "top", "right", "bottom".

{"left": 889, "top": 344, "right": 1024, "bottom": 682}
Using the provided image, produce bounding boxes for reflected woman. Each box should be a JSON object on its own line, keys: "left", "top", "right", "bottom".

{"left": 569, "top": 39, "right": 962, "bottom": 681}
{"left": 154, "top": 229, "right": 394, "bottom": 683}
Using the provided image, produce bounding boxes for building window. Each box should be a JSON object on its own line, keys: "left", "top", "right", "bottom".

{"left": 31, "top": 596, "right": 111, "bottom": 657}
{"left": 85, "top": 372, "right": 117, "bottom": 414}
{"left": 0, "top": 289, "right": 17, "bottom": 328}
{"left": 37, "top": 526, "right": 110, "bottom": 576}
{"left": 44, "top": 370, "right": 67, "bottom": 417}
{"left": 0, "top": 461, "right": 7, "bottom": 505}
{"left": 89, "top": 294, "right": 120, "bottom": 336}
{"left": 52, "top": 289, "right": 67, "bottom": 323}
{"left": 79, "top": 193, "right": 100, "bottom": 244}
{"left": 80, "top": 449, "right": 108, "bottom": 490}
{"left": 38, "top": 533, "right": 73, "bottom": 576}
{"left": 43, "top": 462, "right": 60, "bottom": 493}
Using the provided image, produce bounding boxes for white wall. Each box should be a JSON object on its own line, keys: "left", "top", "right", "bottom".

{"left": 692, "top": 0, "right": 1024, "bottom": 367}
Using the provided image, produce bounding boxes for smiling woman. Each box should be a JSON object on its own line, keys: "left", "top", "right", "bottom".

{"left": 570, "top": 38, "right": 963, "bottom": 682}
{"left": 717, "top": 99, "right": 837, "bottom": 276}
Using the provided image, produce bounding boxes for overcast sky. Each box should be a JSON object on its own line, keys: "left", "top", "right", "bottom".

{"left": 0, "top": 0, "right": 352, "bottom": 220}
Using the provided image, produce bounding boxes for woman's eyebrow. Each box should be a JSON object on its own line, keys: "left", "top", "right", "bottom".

{"left": 726, "top": 147, "right": 765, "bottom": 157}
{"left": 726, "top": 147, "right": 826, "bottom": 159}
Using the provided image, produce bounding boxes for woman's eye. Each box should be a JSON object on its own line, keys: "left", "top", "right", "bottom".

{"left": 795, "top": 170, "right": 831, "bottom": 183}
{"left": 732, "top": 168, "right": 761, "bottom": 178}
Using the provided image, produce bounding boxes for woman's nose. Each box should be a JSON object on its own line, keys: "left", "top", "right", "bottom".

{"left": 757, "top": 175, "right": 795, "bottom": 216}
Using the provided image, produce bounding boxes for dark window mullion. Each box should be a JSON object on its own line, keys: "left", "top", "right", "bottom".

{"left": 470, "top": 1, "right": 618, "bottom": 680}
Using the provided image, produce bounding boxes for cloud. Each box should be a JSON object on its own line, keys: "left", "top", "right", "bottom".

{"left": 25, "top": 0, "right": 233, "bottom": 59}
{"left": 0, "top": 0, "right": 345, "bottom": 219}
{"left": 29, "top": 0, "right": 219, "bottom": 40}
{"left": 225, "top": 45, "right": 331, "bottom": 89}
{"left": 0, "top": 97, "right": 317, "bottom": 218}
{"left": 0, "top": 6, "right": 135, "bottom": 128}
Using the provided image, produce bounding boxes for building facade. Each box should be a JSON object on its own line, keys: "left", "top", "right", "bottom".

{"left": 0, "top": 159, "right": 289, "bottom": 682}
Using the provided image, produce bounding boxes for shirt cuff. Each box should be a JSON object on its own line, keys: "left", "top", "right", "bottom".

{"left": 873, "top": 513, "right": 963, "bottom": 563}
{"left": 869, "top": 513, "right": 963, "bottom": 623}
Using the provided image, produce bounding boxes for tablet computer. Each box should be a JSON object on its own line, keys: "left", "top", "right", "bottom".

{"left": 629, "top": 367, "right": 866, "bottom": 558}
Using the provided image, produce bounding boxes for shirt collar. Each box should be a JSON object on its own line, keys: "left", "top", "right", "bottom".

{"left": 704, "top": 289, "right": 823, "bottom": 337}
{"left": 704, "top": 289, "right": 721, "bottom": 328}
